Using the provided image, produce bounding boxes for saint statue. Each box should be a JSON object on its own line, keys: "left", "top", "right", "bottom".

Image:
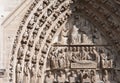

{"left": 68, "top": 71, "right": 77, "bottom": 83}
{"left": 16, "top": 60, "right": 22, "bottom": 83}
{"left": 90, "top": 70, "right": 96, "bottom": 83}
{"left": 44, "top": 71, "right": 54, "bottom": 83}
{"left": 30, "top": 64, "right": 36, "bottom": 83}
{"left": 17, "top": 45, "right": 24, "bottom": 59}
{"left": 57, "top": 71, "right": 66, "bottom": 83}
{"left": 71, "top": 25, "right": 81, "bottom": 44}
{"left": 100, "top": 49, "right": 108, "bottom": 68}
{"left": 58, "top": 53, "right": 65, "bottom": 68}
{"left": 23, "top": 62, "right": 30, "bottom": 83}
{"left": 59, "top": 25, "right": 69, "bottom": 44}
{"left": 37, "top": 66, "right": 42, "bottom": 83}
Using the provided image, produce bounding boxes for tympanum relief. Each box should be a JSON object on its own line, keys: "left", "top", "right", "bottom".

{"left": 8, "top": 0, "right": 120, "bottom": 83}
{"left": 45, "top": 15, "right": 116, "bottom": 83}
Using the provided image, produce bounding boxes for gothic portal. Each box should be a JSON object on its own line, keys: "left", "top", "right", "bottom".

{"left": 1, "top": 0, "right": 120, "bottom": 83}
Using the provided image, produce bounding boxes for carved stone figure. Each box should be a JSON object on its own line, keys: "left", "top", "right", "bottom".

{"left": 42, "top": 44, "right": 49, "bottom": 54}
{"left": 46, "top": 34, "right": 52, "bottom": 43}
{"left": 103, "top": 70, "right": 110, "bottom": 83}
{"left": 100, "top": 49, "right": 108, "bottom": 68}
{"left": 32, "top": 54, "right": 37, "bottom": 64}
{"left": 28, "top": 17, "right": 35, "bottom": 26}
{"left": 71, "top": 53, "right": 78, "bottom": 62}
{"left": 58, "top": 52, "right": 66, "bottom": 68}
{"left": 25, "top": 53, "right": 30, "bottom": 61}
{"left": 84, "top": 47, "right": 92, "bottom": 60}
{"left": 23, "top": 62, "right": 30, "bottom": 83}
{"left": 82, "top": 70, "right": 91, "bottom": 83}
{"left": 23, "top": 31, "right": 29, "bottom": 39}
{"left": 71, "top": 25, "right": 81, "bottom": 44}
{"left": 37, "top": 66, "right": 42, "bottom": 83}
{"left": 16, "top": 60, "right": 22, "bottom": 83}
{"left": 107, "top": 53, "right": 113, "bottom": 68}
{"left": 38, "top": 4, "right": 43, "bottom": 11}
{"left": 65, "top": 51, "right": 71, "bottom": 68}
{"left": 60, "top": 25, "right": 69, "bottom": 44}
{"left": 33, "top": 29, "right": 38, "bottom": 36}
{"left": 21, "top": 37, "right": 27, "bottom": 45}
{"left": 28, "top": 37, "right": 34, "bottom": 47}
{"left": 30, "top": 64, "right": 36, "bottom": 83}
{"left": 35, "top": 41, "right": 40, "bottom": 51}
{"left": 43, "top": 0, "right": 50, "bottom": 8}
{"left": 40, "top": 31, "right": 46, "bottom": 39}
{"left": 77, "top": 70, "right": 83, "bottom": 83}
{"left": 7, "top": 1, "right": 120, "bottom": 83}
{"left": 39, "top": 57, "right": 44, "bottom": 66}
{"left": 44, "top": 71, "right": 54, "bottom": 83}
{"left": 68, "top": 71, "right": 77, "bottom": 83}
{"left": 92, "top": 47, "right": 100, "bottom": 63}
{"left": 17, "top": 45, "right": 25, "bottom": 60}
{"left": 50, "top": 55, "right": 56, "bottom": 69}
{"left": 90, "top": 70, "right": 96, "bottom": 83}
{"left": 57, "top": 71, "right": 66, "bottom": 83}
{"left": 25, "top": 48, "right": 33, "bottom": 61}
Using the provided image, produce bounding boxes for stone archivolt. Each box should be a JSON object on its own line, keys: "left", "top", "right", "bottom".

{"left": 8, "top": 0, "right": 120, "bottom": 83}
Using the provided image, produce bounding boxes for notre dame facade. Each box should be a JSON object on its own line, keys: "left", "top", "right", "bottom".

{"left": 1, "top": 0, "right": 120, "bottom": 83}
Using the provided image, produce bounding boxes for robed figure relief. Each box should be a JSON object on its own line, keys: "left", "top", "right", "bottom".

{"left": 16, "top": 61, "right": 22, "bottom": 83}
{"left": 30, "top": 64, "right": 36, "bottom": 83}
{"left": 23, "top": 62, "right": 30, "bottom": 83}
{"left": 57, "top": 71, "right": 66, "bottom": 83}
{"left": 71, "top": 25, "right": 82, "bottom": 44}
{"left": 59, "top": 25, "right": 70, "bottom": 44}
{"left": 37, "top": 66, "right": 42, "bottom": 83}
{"left": 44, "top": 71, "right": 54, "bottom": 83}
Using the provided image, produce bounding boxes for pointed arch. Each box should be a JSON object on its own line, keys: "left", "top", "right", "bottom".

{"left": 7, "top": 0, "right": 120, "bottom": 83}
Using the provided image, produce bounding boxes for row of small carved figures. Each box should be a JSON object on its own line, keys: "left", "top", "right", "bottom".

{"left": 50, "top": 46, "right": 109, "bottom": 53}
{"left": 75, "top": 1, "right": 120, "bottom": 50}
{"left": 10, "top": 0, "right": 44, "bottom": 48}
{"left": 14, "top": 61, "right": 43, "bottom": 83}
{"left": 10, "top": 2, "right": 71, "bottom": 82}
{"left": 9, "top": 54, "right": 47, "bottom": 82}
{"left": 11, "top": 0, "right": 42, "bottom": 55}
{"left": 44, "top": 69, "right": 107, "bottom": 83}
{"left": 18, "top": 5, "right": 70, "bottom": 58}
{"left": 9, "top": 8, "right": 71, "bottom": 82}
{"left": 14, "top": 0, "right": 67, "bottom": 42}
{"left": 16, "top": 12, "right": 71, "bottom": 72}
{"left": 14, "top": 14, "right": 71, "bottom": 83}
{"left": 12, "top": 0, "right": 71, "bottom": 55}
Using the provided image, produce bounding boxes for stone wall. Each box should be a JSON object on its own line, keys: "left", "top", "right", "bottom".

{"left": 1, "top": 0, "right": 33, "bottom": 83}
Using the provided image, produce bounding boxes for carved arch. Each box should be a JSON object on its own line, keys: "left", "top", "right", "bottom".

{"left": 9, "top": 0, "right": 120, "bottom": 83}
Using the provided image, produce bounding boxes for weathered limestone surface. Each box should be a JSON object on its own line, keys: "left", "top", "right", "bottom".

{"left": 1, "top": 0, "right": 34, "bottom": 83}
{"left": 1, "top": 0, "right": 120, "bottom": 83}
